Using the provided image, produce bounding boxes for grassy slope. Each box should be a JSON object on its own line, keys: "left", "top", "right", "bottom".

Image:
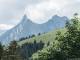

{"left": 18, "top": 28, "right": 66, "bottom": 46}
{"left": 17, "top": 28, "right": 66, "bottom": 59}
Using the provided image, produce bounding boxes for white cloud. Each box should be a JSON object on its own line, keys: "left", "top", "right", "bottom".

{"left": 0, "top": 24, "right": 14, "bottom": 30}
{"left": 25, "top": 0, "right": 80, "bottom": 24}
{"left": 0, "top": 0, "right": 80, "bottom": 30}
{"left": 26, "top": 0, "right": 59, "bottom": 23}
{"left": 0, "top": 0, "right": 47, "bottom": 25}
{"left": 0, "top": 0, "right": 27, "bottom": 25}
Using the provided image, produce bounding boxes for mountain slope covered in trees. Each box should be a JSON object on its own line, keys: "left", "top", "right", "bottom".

{"left": 1, "top": 14, "right": 80, "bottom": 60}
{"left": 18, "top": 28, "right": 66, "bottom": 46}
{"left": 31, "top": 14, "right": 80, "bottom": 60}
{"left": 17, "top": 28, "right": 66, "bottom": 60}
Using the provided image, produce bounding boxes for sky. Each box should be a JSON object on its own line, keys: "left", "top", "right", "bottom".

{"left": 0, "top": 0, "right": 80, "bottom": 34}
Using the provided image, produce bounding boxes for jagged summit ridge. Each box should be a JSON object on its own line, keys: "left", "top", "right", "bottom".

{"left": 0, "top": 15, "right": 68, "bottom": 45}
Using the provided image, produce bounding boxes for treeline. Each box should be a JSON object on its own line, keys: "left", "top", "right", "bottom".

{"left": 19, "top": 40, "right": 44, "bottom": 60}
{"left": 31, "top": 14, "right": 80, "bottom": 60}
{"left": 0, "top": 40, "right": 44, "bottom": 60}
{"left": 19, "top": 33, "right": 41, "bottom": 41}
{"left": 0, "top": 40, "right": 22, "bottom": 60}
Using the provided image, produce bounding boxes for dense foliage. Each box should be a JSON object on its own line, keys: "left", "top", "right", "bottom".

{"left": 2, "top": 40, "right": 22, "bottom": 60}
{"left": 19, "top": 40, "right": 44, "bottom": 60}
{"left": 0, "top": 40, "right": 44, "bottom": 60}
{"left": 0, "top": 42, "right": 3, "bottom": 60}
{"left": 31, "top": 14, "right": 80, "bottom": 60}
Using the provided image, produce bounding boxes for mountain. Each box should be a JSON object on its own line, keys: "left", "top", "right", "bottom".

{"left": 0, "top": 15, "right": 68, "bottom": 45}
{"left": 0, "top": 30, "right": 6, "bottom": 36}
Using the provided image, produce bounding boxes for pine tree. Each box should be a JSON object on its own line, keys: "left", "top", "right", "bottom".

{"left": 31, "top": 14, "right": 80, "bottom": 60}
{"left": 57, "top": 14, "right": 80, "bottom": 58}
{"left": 7, "top": 40, "right": 22, "bottom": 60}
{"left": 0, "top": 42, "right": 3, "bottom": 60}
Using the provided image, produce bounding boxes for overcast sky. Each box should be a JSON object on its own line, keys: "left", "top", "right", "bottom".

{"left": 0, "top": 0, "right": 80, "bottom": 33}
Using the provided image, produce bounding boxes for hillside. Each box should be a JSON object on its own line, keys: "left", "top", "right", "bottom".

{"left": 18, "top": 28, "right": 66, "bottom": 46}
{"left": 17, "top": 28, "right": 66, "bottom": 60}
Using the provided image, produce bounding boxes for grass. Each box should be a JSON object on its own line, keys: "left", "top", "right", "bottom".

{"left": 18, "top": 28, "right": 66, "bottom": 46}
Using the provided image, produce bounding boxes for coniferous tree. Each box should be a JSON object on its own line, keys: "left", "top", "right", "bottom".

{"left": 7, "top": 40, "right": 22, "bottom": 60}
{"left": 0, "top": 42, "right": 3, "bottom": 60}
{"left": 31, "top": 14, "right": 80, "bottom": 60}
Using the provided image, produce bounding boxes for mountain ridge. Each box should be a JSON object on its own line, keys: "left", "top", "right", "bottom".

{"left": 0, "top": 15, "right": 68, "bottom": 45}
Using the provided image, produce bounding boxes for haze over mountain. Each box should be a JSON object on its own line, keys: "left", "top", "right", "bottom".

{"left": 0, "top": 15, "right": 68, "bottom": 45}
